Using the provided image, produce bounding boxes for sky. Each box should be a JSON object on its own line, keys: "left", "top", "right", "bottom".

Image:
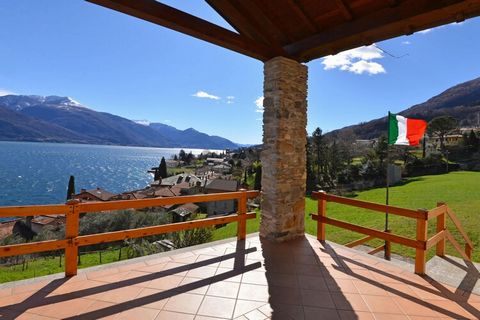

{"left": 1, "top": 1, "right": 480, "bottom": 145}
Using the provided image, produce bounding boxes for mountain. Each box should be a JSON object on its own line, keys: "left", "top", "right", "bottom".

{"left": 328, "top": 77, "right": 480, "bottom": 140}
{"left": 0, "top": 95, "right": 238, "bottom": 149}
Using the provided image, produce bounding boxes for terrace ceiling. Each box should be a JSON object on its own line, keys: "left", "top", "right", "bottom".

{"left": 87, "top": 0, "right": 480, "bottom": 62}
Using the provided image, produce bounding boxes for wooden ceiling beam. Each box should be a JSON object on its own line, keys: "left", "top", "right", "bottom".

{"left": 86, "top": 0, "right": 275, "bottom": 61}
{"left": 285, "top": 0, "right": 480, "bottom": 62}
{"left": 287, "top": 0, "right": 319, "bottom": 33}
{"left": 334, "top": 0, "right": 354, "bottom": 21}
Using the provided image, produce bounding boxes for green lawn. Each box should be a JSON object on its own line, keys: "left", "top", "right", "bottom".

{"left": 213, "top": 171, "right": 480, "bottom": 262}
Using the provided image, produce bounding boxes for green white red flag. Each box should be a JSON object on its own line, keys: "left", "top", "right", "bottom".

{"left": 388, "top": 112, "right": 427, "bottom": 146}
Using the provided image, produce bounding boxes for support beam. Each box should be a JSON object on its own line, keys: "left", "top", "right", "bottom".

{"left": 286, "top": 0, "right": 480, "bottom": 61}
{"left": 260, "top": 56, "right": 307, "bottom": 242}
{"left": 87, "top": 0, "right": 274, "bottom": 61}
{"left": 334, "top": 0, "right": 353, "bottom": 21}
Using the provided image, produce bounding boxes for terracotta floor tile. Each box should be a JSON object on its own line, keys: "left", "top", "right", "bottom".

{"left": 194, "top": 254, "right": 220, "bottom": 267}
{"left": 77, "top": 299, "right": 117, "bottom": 319}
{"left": 186, "top": 266, "right": 218, "bottom": 279}
{"left": 215, "top": 267, "right": 243, "bottom": 283}
{"left": 241, "top": 271, "right": 268, "bottom": 285}
{"left": 337, "top": 310, "right": 375, "bottom": 320}
{"left": 268, "top": 273, "right": 298, "bottom": 288}
{"left": 0, "top": 287, "right": 13, "bottom": 298}
{"left": 117, "top": 262, "right": 147, "bottom": 272}
{"left": 197, "top": 296, "right": 236, "bottom": 318}
{"left": 136, "top": 263, "right": 168, "bottom": 274}
{"left": 326, "top": 279, "right": 359, "bottom": 294}
{"left": 237, "top": 284, "right": 269, "bottom": 302}
{"left": 161, "top": 262, "right": 190, "bottom": 276}
{"left": 301, "top": 289, "right": 336, "bottom": 309}
{"left": 93, "top": 285, "right": 144, "bottom": 304}
{"left": 233, "top": 300, "right": 267, "bottom": 318}
{"left": 144, "top": 256, "right": 172, "bottom": 266}
{"left": 385, "top": 282, "right": 419, "bottom": 298}
{"left": 28, "top": 297, "right": 95, "bottom": 319}
{"left": 163, "top": 293, "right": 203, "bottom": 314}
{"left": 298, "top": 274, "right": 328, "bottom": 291}
{"left": 268, "top": 304, "right": 305, "bottom": 320}
{"left": 244, "top": 308, "right": 268, "bottom": 320}
{"left": 323, "top": 267, "right": 353, "bottom": 280}
{"left": 393, "top": 296, "right": 440, "bottom": 318}
{"left": 117, "top": 306, "right": 160, "bottom": 320}
{"left": 155, "top": 310, "right": 195, "bottom": 320}
{"left": 87, "top": 268, "right": 120, "bottom": 280}
{"left": 195, "top": 316, "right": 229, "bottom": 320}
{"left": 426, "top": 299, "right": 479, "bottom": 319}
{"left": 362, "top": 295, "right": 404, "bottom": 314}
{"left": 135, "top": 288, "right": 169, "bottom": 310}
{"left": 147, "top": 275, "right": 184, "bottom": 290}
{"left": 206, "top": 281, "right": 239, "bottom": 298}
{"left": 295, "top": 263, "right": 324, "bottom": 277}
{"left": 352, "top": 280, "right": 388, "bottom": 296}
{"left": 269, "top": 286, "right": 302, "bottom": 305}
{"left": 331, "top": 293, "right": 369, "bottom": 312}
{"left": 304, "top": 306, "right": 340, "bottom": 320}
{"left": 372, "top": 313, "right": 410, "bottom": 320}
{"left": 177, "top": 276, "right": 210, "bottom": 295}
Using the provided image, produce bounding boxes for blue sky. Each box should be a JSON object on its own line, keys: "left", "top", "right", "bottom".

{"left": 1, "top": 1, "right": 480, "bottom": 145}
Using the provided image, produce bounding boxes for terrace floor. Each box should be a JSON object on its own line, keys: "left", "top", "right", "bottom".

{"left": 0, "top": 234, "right": 479, "bottom": 320}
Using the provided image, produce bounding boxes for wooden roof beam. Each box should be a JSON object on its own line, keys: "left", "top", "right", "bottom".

{"left": 334, "top": 0, "right": 354, "bottom": 21}
{"left": 287, "top": 0, "right": 320, "bottom": 32}
{"left": 285, "top": 0, "right": 480, "bottom": 62}
{"left": 86, "top": 0, "right": 275, "bottom": 61}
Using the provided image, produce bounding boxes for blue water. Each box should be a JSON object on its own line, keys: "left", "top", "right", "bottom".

{"left": 0, "top": 141, "right": 215, "bottom": 211}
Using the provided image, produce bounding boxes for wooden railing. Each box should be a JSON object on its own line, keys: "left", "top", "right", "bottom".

{"left": 0, "top": 190, "right": 260, "bottom": 277}
{"left": 311, "top": 191, "right": 474, "bottom": 274}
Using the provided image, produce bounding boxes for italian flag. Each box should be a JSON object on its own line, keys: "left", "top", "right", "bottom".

{"left": 388, "top": 112, "right": 427, "bottom": 146}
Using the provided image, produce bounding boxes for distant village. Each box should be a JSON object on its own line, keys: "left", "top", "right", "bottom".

{"left": 0, "top": 148, "right": 262, "bottom": 242}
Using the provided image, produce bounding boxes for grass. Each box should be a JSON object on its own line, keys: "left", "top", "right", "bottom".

{"left": 212, "top": 171, "right": 480, "bottom": 262}
{"left": 2, "top": 171, "right": 478, "bottom": 283}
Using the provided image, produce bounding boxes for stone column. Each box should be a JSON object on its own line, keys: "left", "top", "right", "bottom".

{"left": 260, "top": 56, "right": 307, "bottom": 242}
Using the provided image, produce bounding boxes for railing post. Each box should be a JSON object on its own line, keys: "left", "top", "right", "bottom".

{"left": 436, "top": 202, "right": 446, "bottom": 257}
{"left": 465, "top": 244, "right": 472, "bottom": 260}
{"left": 415, "top": 209, "right": 428, "bottom": 275}
{"left": 385, "top": 230, "right": 392, "bottom": 260}
{"left": 237, "top": 189, "right": 247, "bottom": 241}
{"left": 65, "top": 200, "right": 80, "bottom": 277}
{"left": 317, "top": 190, "right": 327, "bottom": 241}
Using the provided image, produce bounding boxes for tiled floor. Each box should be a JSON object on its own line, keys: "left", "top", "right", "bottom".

{"left": 0, "top": 235, "right": 479, "bottom": 319}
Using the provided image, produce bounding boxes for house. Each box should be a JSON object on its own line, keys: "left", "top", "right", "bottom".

{"left": 74, "top": 188, "right": 116, "bottom": 202}
{"left": 30, "top": 215, "right": 65, "bottom": 234}
{"left": 205, "top": 157, "right": 225, "bottom": 166}
{"left": 204, "top": 179, "right": 239, "bottom": 216}
{"left": 169, "top": 203, "right": 199, "bottom": 222}
{"left": 0, "top": 221, "right": 17, "bottom": 241}
{"left": 212, "top": 163, "right": 232, "bottom": 174}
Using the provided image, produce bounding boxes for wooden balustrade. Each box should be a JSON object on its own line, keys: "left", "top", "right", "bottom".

{"left": 311, "top": 191, "right": 474, "bottom": 275}
{"left": 0, "top": 190, "right": 260, "bottom": 277}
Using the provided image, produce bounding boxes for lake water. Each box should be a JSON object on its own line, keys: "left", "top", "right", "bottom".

{"left": 0, "top": 141, "right": 217, "bottom": 211}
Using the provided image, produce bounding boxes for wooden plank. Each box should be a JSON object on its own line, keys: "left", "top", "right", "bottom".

{"left": 427, "top": 205, "right": 447, "bottom": 219}
{"left": 415, "top": 216, "right": 428, "bottom": 274}
{"left": 435, "top": 202, "right": 446, "bottom": 256}
{"left": 368, "top": 245, "right": 385, "bottom": 255}
{"left": 334, "top": 0, "right": 353, "bottom": 21}
{"left": 65, "top": 204, "right": 80, "bottom": 277}
{"left": 75, "top": 212, "right": 256, "bottom": 247}
{"left": 312, "top": 192, "right": 423, "bottom": 219}
{"left": 77, "top": 191, "right": 260, "bottom": 213}
{"left": 427, "top": 230, "right": 446, "bottom": 250}
{"left": 237, "top": 189, "right": 247, "bottom": 240}
{"left": 317, "top": 191, "right": 327, "bottom": 241}
{"left": 446, "top": 207, "right": 474, "bottom": 249}
{"left": 286, "top": 0, "right": 480, "bottom": 61}
{"left": 345, "top": 235, "right": 375, "bottom": 248}
{"left": 86, "top": 0, "right": 274, "bottom": 61}
{"left": 0, "top": 204, "right": 68, "bottom": 217}
{"left": 0, "top": 239, "right": 68, "bottom": 257}
{"left": 285, "top": 0, "right": 319, "bottom": 32}
{"left": 312, "top": 215, "right": 423, "bottom": 249}
{"left": 445, "top": 230, "right": 471, "bottom": 261}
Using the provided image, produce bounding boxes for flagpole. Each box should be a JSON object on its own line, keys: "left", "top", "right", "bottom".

{"left": 385, "top": 112, "right": 391, "bottom": 260}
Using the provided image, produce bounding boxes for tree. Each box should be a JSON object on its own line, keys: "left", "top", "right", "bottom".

{"left": 159, "top": 157, "right": 168, "bottom": 179}
{"left": 254, "top": 165, "right": 262, "bottom": 190}
{"left": 66, "top": 175, "right": 75, "bottom": 201}
{"left": 427, "top": 116, "right": 458, "bottom": 152}
{"left": 179, "top": 149, "right": 186, "bottom": 162}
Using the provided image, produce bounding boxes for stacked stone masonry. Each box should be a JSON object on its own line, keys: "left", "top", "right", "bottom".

{"left": 260, "top": 56, "right": 308, "bottom": 242}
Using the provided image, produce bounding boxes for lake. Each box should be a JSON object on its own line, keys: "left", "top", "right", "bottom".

{"left": 0, "top": 141, "right": 218, "bottom": 211}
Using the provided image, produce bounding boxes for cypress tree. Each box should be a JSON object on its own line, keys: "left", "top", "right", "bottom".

{"left": 159, "top": 157, "right": 168, "bottom": 178}
{"left": 66, "top": 175, "right": 75, "bottom": 201}
{"left": 254, "top": 166, "right": 262, "bottom": 191}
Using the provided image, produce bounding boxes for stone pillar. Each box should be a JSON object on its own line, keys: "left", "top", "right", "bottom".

{"left": 260, "top": 56, "right": 307, "bottom": 242}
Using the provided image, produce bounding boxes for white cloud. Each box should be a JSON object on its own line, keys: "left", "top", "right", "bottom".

{"left": 0, "top": 88, "right": 14, "bottom": 96}
{"left": 255, "top": 96, "right": 264, "bottom": 113}
{"left": 226, "top": 96, "right": 235, "bottom": 104}
{"left": 192, "top": 91, "right": 220, "bottom": 100}
{"left": 401, "top": 41, "right": 411, "bottom": 45}
{"left": 163, "top": 120, "right": 171, "bottom": 124}
{"left": 322, "top": 45, "right": 386, "bottom": 75}
{"left": 418, "top": 28, "right": 432, "bottom": 34}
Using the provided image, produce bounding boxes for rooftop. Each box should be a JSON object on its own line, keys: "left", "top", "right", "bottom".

{"left": 0, "top": 234, "right": 478, "bottom": 320}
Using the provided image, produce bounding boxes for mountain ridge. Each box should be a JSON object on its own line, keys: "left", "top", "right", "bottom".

{"left": 0, "top": 95, "right": 238, "bottom": 149}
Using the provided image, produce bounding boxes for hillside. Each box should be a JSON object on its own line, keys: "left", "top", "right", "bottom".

{"left": 328, "top": 77, "right": 480, "bottom": 139}
{"left": 0, "top": 95, "right": 238, "bottom": 149}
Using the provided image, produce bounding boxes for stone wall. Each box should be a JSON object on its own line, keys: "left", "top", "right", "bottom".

{"left": 260, "top": 56, "right": 308, "bottom": 242}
